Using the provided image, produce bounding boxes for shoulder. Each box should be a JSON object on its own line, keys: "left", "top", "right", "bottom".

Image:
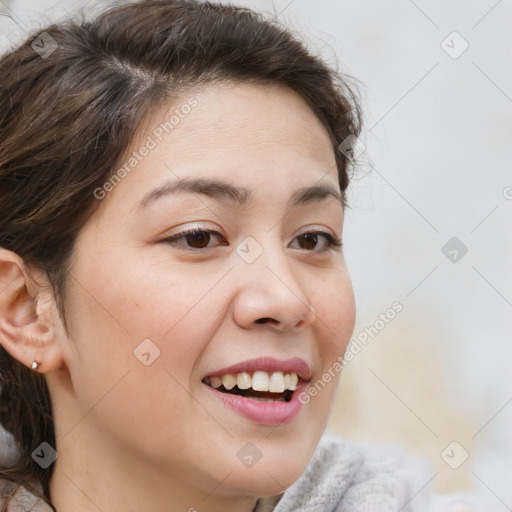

{"left": 0, "top": 479, "right": 52, "bottom": 512}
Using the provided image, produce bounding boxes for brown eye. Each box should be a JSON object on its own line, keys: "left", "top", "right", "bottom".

{"left": 162, "top": 229, "right": 227, "bottom": 250}
{"left": 298, "top": 233, "right": 318, "bottom": 251}
{"left": 292, "top": 231, "right": 342, "bottom": 253}
{"left": 162, "top": 228, "right": 341, "bottom": 253}
{"left": 184, "top": 230, "right": 212, "bottom": 249}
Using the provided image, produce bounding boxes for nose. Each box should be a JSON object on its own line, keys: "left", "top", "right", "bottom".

{"left": 231, "top": 240, "right": 316, "bottom": 331}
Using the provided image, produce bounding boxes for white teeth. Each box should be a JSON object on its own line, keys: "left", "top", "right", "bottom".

{"left": 252, "top": 371, "right": 270, "bottom": 391}
{"left": 269, "top": 371, "right": 285, "bottom": 393}
{"left": 206, "top": 371, "right": 299, "bottom": 392}
{"left": 288, "top": 373, "right": 298, "bottom": 391}
{"left": 236, "top": 372, "right": 251, "bottom": 390}
{"left": 210, "top": 376, "right": 223, "bottom": 388}
{"left": 221, "top": 374, "right": 237, "bottom": 390}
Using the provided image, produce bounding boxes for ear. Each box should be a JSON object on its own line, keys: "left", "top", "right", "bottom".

{"left": 0, "top": 248, "right": 65, "bottom": 373}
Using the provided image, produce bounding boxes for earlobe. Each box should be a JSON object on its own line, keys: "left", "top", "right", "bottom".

{"left": 0, "top": 248, "right": 65, "bottom": 373}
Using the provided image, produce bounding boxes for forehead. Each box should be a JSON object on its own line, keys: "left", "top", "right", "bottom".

{"left": 135, "top": 81, "right": 335, "bottom": 164}
{"left": 98, "top": 82, "right": 341, "bottom": 217}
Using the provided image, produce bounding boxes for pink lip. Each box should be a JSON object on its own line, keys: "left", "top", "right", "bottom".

{"left": 203, "top": 356, "right": 311, "bottom": 382}
{"left": 202, "top": 379, "right": 308, "bottom": 425}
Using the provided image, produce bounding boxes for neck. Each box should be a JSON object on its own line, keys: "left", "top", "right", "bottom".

{"left": 49, "top": 427, "right": 259, "bottom": 512}
{"left": 45, "top": 370, "right": 290, "bottom": 512}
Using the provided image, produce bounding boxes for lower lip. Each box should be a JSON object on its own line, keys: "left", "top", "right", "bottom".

{"left": 202, "top": 380, "right": 308, "bottom": 426}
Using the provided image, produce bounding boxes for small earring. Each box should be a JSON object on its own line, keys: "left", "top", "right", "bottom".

{"left": 31, "top": 361, "right": 40, "bottom": 370}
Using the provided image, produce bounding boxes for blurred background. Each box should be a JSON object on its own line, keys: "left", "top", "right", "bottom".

{"left": 1, "top": 0, "right": 510, "bottom": 509}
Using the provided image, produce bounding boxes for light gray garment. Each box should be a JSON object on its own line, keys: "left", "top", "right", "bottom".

{"left": 253, "top": 429, "right": 488, "bottom": 512}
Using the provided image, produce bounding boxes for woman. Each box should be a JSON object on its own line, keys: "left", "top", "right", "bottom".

{"left": 0, "top": 0, "right": 485, "bottom": 510}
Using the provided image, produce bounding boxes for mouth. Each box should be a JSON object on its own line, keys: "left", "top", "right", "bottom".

{"left": 200, "top": 372, "right": 309, "bottom": 425}
{"left": 201, "top": 376, "right": 295, "bottom": 403}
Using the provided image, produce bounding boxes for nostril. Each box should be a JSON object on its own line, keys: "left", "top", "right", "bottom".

{"left": 255, "top": 318, "right": 277, "bottom": 324}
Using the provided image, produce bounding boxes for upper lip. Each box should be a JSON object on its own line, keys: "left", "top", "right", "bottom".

{"left": 203, "top": 357, "right": 312, "bottom": 382}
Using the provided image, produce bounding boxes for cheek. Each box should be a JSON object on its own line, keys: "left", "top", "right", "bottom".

{"left": 60, "top": 260, "right": 215, "bottom": 453}
{"left": 313, "top": 272, "right": 356, "bottom": 355}
{"left": 65, "top": 255, "right": 221, "bottom": 385}
{"left": 306, "top": 273, "right": 355, "bottom": 406}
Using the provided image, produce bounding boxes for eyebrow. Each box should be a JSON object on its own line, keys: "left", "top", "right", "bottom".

{"left": 137, "top": 177, "right": 344, "bottom": 210}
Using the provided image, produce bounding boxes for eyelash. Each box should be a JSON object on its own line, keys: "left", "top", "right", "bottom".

{"left": 161, "top": 228, "right": 342, "bottom": 253}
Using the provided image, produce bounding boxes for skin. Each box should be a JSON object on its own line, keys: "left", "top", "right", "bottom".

{"left": 0, "top": 82, "right": 356, "bottom": 512}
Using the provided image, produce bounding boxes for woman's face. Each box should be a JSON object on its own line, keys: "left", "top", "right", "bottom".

{"left": 49, "top": 82, "right": 356, "bottom": 506}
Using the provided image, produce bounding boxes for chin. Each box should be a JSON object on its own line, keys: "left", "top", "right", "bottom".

{"left": 225, "top": 454, "right": 311, "bottom": 497}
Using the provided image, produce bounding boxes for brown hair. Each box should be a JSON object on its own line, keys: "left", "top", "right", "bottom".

{"left": 0, "top": 0, "right": 363, "bottom": 508}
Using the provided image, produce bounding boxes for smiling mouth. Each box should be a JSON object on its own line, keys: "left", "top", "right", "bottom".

{"left": 202, "top": 378, "right": 294, "bottom": 403}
